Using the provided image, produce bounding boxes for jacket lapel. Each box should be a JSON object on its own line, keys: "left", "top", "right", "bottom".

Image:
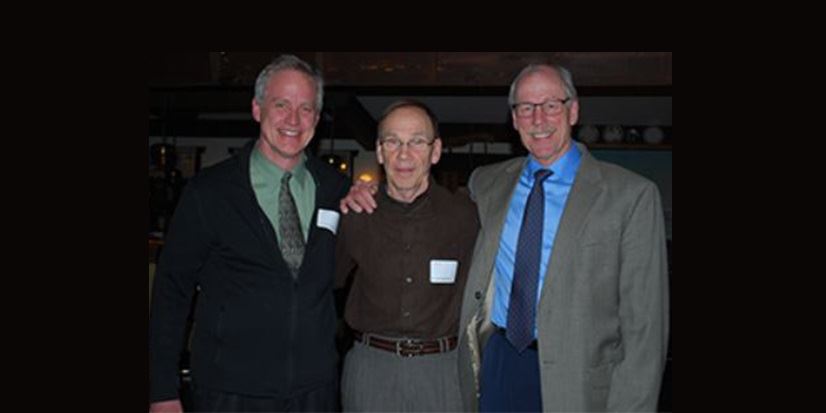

{"left": 232, "top": 141, "right": 282, "bottom": 254}
{"left": 477, "top": 158, "right": 524, "bottom": 294}
{"left": 470, "top": 158, "right": 525, "bottom": 336}
{"left": 539, "top": 145, "right": 603, "bottom": 305}
{"left": 303, "top": 157, "right": 326, "bottom": 254}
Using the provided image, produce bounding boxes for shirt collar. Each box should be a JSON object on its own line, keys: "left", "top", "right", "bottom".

{"left": 524, "top": 143, "right": 581, "bottom": 185}
{"left": 251, "top": 147, "right": 310, "bottom": 189}
{"left": 378, "top": 176, "right": 435, "bottom": 214}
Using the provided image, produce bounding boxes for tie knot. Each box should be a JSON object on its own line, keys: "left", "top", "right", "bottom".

{"left": 534, "top": 169, "right": 551, "bottom": 184}
{"left": 281, "top": 172, "right": 292, "bottom": 185}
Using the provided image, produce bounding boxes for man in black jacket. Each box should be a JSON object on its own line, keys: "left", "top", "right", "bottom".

{"left": 149, "top": 54, "right": 349, "bottom": 412}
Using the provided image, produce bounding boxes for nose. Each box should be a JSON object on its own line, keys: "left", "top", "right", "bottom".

{"left": 286, "top": 107, "right": 300, "bottom": 125}
{"left": 531, "top": 107, "right": 545, "bottom": 125}
{"left": 397, "top": 143, "right": 412, "bottom": 158}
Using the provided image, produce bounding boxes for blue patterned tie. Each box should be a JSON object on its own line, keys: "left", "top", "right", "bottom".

{"left": 278, "top": 172, "right": 305, "bottom": 279}
{"left": 507, "top": 169, "right": 552, "bottom": 352}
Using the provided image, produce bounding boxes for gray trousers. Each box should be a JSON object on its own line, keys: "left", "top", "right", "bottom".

{"left": 341, "top": 339, "right": 462, "bottom": 412}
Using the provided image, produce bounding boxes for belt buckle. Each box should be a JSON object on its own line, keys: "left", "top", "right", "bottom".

{"left": 396, "top": 339, "right": 423, "bottom": 357}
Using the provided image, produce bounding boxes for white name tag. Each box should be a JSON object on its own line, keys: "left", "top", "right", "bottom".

{"left": 430, "top": 259, "right": 458, "bottom": 284}
{"left": 316, "top": 209, "right": 340, "bottom": 235}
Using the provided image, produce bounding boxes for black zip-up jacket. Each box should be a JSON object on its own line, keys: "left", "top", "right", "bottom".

{"left": 149, "top": 141, "right": 349, "bottom": 402}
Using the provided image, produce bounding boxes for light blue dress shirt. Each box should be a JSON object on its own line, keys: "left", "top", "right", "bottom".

{"left": 491, "top": 144, "right": 582, "bottom": 337}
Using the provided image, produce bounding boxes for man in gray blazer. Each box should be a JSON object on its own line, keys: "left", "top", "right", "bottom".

{"left": 340, "top": 63, "right": 669, "bottom": 412}
{"left": 458, "top": 63, "right": 669, "bottom": 412}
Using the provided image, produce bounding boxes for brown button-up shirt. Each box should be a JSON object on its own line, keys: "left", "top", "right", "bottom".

{"left": 336, "top": 181, "right": 479, "bottom": 339}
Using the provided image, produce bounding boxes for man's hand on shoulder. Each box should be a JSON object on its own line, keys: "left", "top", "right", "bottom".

{"left": 340, "top": 181, "right": 379, "bottom": 214}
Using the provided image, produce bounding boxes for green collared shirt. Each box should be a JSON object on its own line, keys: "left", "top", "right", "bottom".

{"left": 250, "top": 148, "right": 316, "bottom": 242}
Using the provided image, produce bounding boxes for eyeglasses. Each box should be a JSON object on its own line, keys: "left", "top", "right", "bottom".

{"left": 511, "top": 98, "right": 571, "bottom": 118}
{"left": 379, "top": 137, "right": 434, "bottom": 152}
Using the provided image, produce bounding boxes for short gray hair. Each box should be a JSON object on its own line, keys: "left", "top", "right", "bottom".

{"left": 508, "top": 63, "right": 578, "bottom": 106}
{"left": 254, "top": 54, "right": 324, "bottom": 111}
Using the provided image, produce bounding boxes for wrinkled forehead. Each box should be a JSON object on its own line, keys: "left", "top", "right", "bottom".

{"left": 265, "top": 69, "right": 317, "bottom": 100}
{"left": 515, "top": 67, "right": 566, "bottom": 100}
{"left": 378, "top": 106, "right": 435, "bottom": 138}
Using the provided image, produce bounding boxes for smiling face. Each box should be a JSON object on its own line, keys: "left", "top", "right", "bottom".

{"left": 376, "top": 106, "right": 442, "bottom": 203}
{"left": 252, "top": 69, "right": 320, "bottom": 170}
{"left": 511, "top": 66, "right": 579, "bottom": 167}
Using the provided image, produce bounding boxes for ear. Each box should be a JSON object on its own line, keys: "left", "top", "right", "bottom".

{"left": 430, "top": 138, "right": 443, "bottom": 165}
{"left": 512, "top": 111, "right": 519, "bottom": 131}
{"left": 252, "top": 98, "right": 261, "bottom": 123}
{"left": 376, "top": 140, "right": 385, "bottom": 165}
{"left": 568, "top": 99, "right": 579, "bottom": 126}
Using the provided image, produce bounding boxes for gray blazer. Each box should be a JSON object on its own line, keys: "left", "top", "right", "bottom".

{"left": 457, "top": 143, "right": 669, "bottom": 412}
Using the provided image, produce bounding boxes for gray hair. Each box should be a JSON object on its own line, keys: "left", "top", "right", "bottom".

{"left": 507, "top": 63, "right": 578, "bottom": 106}
{"left": 254, "top": 54, "right": 324, "bottom": 111}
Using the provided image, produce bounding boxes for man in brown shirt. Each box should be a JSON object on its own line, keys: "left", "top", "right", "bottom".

{"left": 335, "top": 100, "right": 479, "bottom": 412}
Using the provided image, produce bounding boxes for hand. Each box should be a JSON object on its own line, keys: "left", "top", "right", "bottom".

{"left": 340, "top": 181, "right": 379, "bottom": 214}
{"left": 149, "top": 399, "right": 183, "bottom": 413}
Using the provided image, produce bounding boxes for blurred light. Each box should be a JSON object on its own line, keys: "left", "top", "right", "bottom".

{"left": 321, "top": 154, "right": 342, "bottom": 166}
{"left": 339, "top": 162, "right": 348, "bottom": 171}
{"left": 358, "top": 173, "right": 374, "bottom": 183}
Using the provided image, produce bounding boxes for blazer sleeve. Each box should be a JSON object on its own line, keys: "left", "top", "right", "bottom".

{"left": 607, "top": 181, "right": 670, "bottom": 412}
{"left": 149, "top": 182, "right": 212, "bottom": 402}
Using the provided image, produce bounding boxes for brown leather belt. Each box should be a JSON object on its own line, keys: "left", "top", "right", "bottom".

{"left": 353, "top": 330, "right": 458, "bottom": 357}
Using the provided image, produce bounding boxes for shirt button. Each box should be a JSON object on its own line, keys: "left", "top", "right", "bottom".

{"left": 475, "top": 291, "right": 482, "bottom": 300}
{"left": 405, "top": 277, "right": 413, "bottom": 283}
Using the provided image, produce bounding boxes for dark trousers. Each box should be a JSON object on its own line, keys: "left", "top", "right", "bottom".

{"left": 479, "top": 329, "right": 542, "bottom": 412}
{"left": 192, "top": 382, "right": 338, "bottom": 412}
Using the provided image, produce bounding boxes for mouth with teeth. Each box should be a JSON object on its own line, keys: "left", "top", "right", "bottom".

{"left": 529, "top": 128, "right": 556, "bottom": 139}
{"left": 279, "top": 128, "right": 301, "bottom": 138}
